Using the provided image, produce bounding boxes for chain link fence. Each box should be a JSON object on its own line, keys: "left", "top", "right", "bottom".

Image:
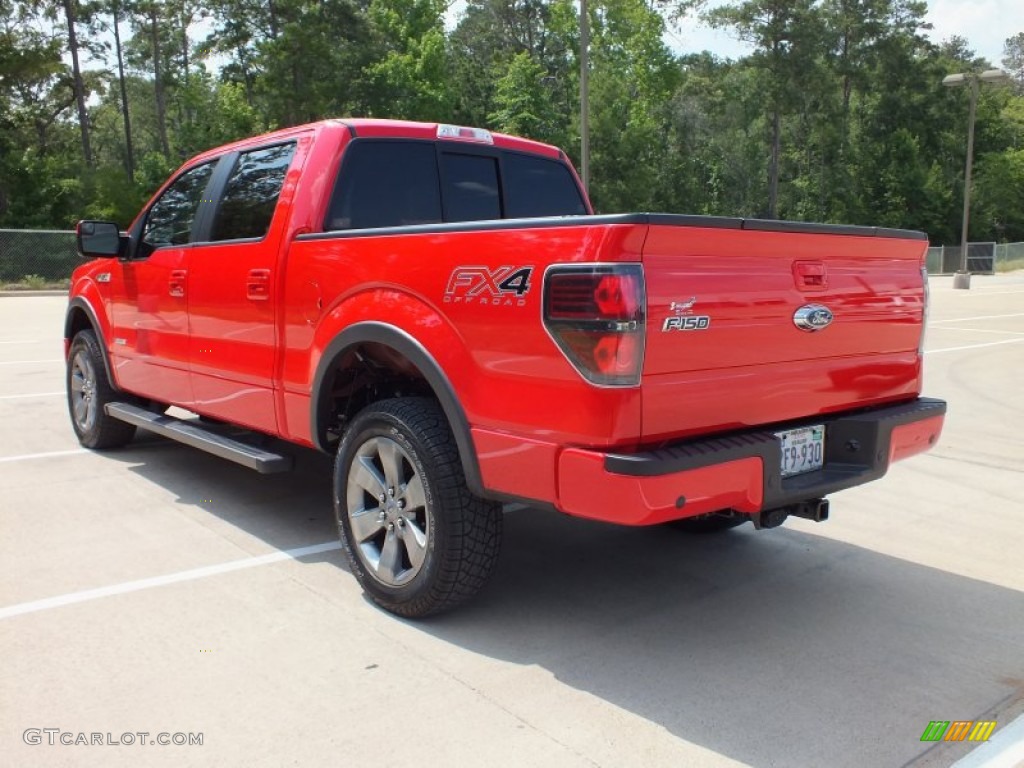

{"left": 994, "top": 242, "right": 1024, "bottom": 273}
{"left": 0, "top": 229, "right": 78, "bottom": 284}
{"left": 926, "top": 242, "right": 1024, "bottom": 275}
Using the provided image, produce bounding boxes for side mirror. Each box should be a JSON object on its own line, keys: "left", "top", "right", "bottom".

{"left": 76, "top": 220, "right": 123, "bottom": 258}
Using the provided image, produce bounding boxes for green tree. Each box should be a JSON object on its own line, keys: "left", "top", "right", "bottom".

{"left": 364, "top": 0, "right": 451, "bottom": 120}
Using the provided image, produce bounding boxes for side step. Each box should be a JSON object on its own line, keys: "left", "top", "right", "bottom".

{"left": 105, "top": 402, "right": 294, "bottom": 474}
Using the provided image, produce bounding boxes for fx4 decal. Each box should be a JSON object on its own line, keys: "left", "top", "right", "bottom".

{"left": 444, "top": 266, "right": 534, "bottom": 306}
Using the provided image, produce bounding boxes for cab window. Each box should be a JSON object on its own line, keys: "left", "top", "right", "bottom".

{"left": 325, "top": 142, "right": 442, "bottom": 230}
{"left": 140, "top": 162, "right": 216, "bottom": 255}
{"left": 210, "top": 143, "right": 296, "bottom": 241}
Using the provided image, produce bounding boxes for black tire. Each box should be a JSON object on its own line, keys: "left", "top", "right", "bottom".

{"left": 66, "top": 330, "right": 136, "bottom": 449}
{"left": 333, "top": 397, "right": 503, "bottom": 618}
{"left": 668, "top": 511, "right": 748, "bottom": 534}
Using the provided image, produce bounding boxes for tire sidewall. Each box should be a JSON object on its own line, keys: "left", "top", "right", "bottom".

{"left": 66, "top": 331, "right": 101, "bottom": 446}
{"left": 334, "top": 405, "right": 445, "bottom": 609}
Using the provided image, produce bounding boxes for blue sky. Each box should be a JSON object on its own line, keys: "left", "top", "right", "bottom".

{"left": 657, "top": 0, "right": 1019, "bottom": 67}
{"left": 442, "top": 1, "right": 1021, "bottom": 70}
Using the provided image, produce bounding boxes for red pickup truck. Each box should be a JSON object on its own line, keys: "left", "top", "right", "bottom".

{"left": 66, "top": 119, "right": 946, "bottom": 616}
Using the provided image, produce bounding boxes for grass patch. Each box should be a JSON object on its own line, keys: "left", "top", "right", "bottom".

{"left": 996, "top": 257, "right": 1024, "bottom": 273}
{"left": 0, "top": 275, "right": 71, "bottom": 290}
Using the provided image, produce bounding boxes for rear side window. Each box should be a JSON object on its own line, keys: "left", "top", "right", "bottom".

{"left": 211, "top": 143, "right": 296, "bottom": 241}
{"left": 326, "top": 142, "right": 442, "bottom": 230}
{"left": 503, "top": 154, "right": 588, "bottom": 218}
{"left": 440, "top": 153, "right": 501, "bottom": 221}
{"left": 142, "top": 162, "right": 216, "bottom": 250}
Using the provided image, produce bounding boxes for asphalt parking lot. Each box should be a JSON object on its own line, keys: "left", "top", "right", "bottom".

{"left": 1, "top": 275, "right": 1022, "bottom": 768}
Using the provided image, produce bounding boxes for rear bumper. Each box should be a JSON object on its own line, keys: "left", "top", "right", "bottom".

{"left": 557, "top": 397, "right": 946, "bottom": 525}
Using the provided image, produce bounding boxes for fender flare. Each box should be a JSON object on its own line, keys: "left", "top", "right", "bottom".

{"left": 310, "top": 321, "right": 484, "bottom": 496}
{"left": 64, "top": 295, "right": 120, "bottom": 392}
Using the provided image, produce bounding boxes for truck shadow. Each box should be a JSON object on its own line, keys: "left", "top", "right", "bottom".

{"left": 108, "top": 438, "right": 1024, "bottom": 768}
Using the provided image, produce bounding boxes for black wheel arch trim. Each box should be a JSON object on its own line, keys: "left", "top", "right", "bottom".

{"left": 311, "top": 322, "right": 485, "bottom": 496}
{"left": 65, "top": 296, "right": 119, "bottom": 392}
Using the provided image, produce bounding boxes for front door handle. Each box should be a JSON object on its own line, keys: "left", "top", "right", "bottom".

{"left": 246, "top": 269, "right": 271, "bottom": 301}
{"left": 169, "top": 269, "right": 187, "bottom": 298}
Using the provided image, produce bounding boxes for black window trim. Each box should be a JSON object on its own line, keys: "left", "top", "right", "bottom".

{"left": 322, "top": 137, "right": 586, "bottom": 233}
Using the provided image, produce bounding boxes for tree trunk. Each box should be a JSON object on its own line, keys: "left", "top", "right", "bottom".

{"left": 768, "top": 108, "right": 780, "bottom": 219}
{"left": 150, "top": 5, "right": 170, "bottom": 156}
{"left": 112, "top": 1, "right": 134, "bottom": 180}
{"left": 62, "top": 0, "right": 92, "bottom": 166}
{"left": 181, "top": 3, "right": 190, "bottom": 86}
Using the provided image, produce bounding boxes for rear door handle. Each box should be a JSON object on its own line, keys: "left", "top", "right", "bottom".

{"left": 246, "top": 269, "right": 271, "bottom": 301}
{"left": 169, "top": 269, "right": 187, "bottom": 298}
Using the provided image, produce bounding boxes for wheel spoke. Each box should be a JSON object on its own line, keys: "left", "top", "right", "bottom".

{"left": 74, "top": 354, "right": 93, "bottom": 380}
{"left": 377, "top": 438, "right": 403, "bottom": 491}
{"left": 352, "top": 455, "right": 387, "bottom": 498}
{"left": 73, "top": 398, "right": 88, "bottom": 422}
{"left": 399, "top": 519, "right": 427, "bottom": 570}
{"left": 401, "top": 474, "right": 425, "bottom": 512}
{"left": 349, "top": 507, "right": 384, "bottom": 543}
{"left": 377, "top": 528, "right": 402, "bottom": 583}
{"left": 70, "top": 374, "right": 85, "bottom": 393}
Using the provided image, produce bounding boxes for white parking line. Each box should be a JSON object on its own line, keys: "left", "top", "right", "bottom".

{"left": 0, "top": 541, "right": 343, "bottom": 620}
{"left": 0, "top": 359, "right": 63, "bottom": 365}
{"left": 936, "top": 289, "right": 1024, "bottom": 297}
{"left": 0, "top": 391, "right": 64, "bottom": 400}
{"left": 950, "top": 712, "right": 1024, "bottom": 768}
{"left": 930, "top": 328, "right": 1024, "bottom": 336}
{"left": 0, "top": 340, "right": 40, "bottom": 344}
{"left": 931, "top": 313, "right": 1024, "bottom": 324}
{"left": 0, "top": 449, "right": 88, "bottom": 464}
{"left": 925, "top": 339, "right": 1024, "bottom": 355}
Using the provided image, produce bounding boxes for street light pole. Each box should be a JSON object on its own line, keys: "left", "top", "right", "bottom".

{"left": 955, "top": 77, "right": 978, "bottom": 290}
{"left": 943, "top": 69, "right": 1010, "bottom": 290}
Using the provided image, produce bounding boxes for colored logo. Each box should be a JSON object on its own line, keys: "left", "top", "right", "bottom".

{"left": 793, "top": 303, "right": 834, "bottom": 332}
{"left": 444, "top": 265, "right": 533, "bottom": 307}
{"left": 920, "top": 720, "right": 997, "bottom": 742}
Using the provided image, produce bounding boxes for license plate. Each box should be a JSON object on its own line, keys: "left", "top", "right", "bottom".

{"left": 776, "top": 425, "right": 825, "bottom": 477}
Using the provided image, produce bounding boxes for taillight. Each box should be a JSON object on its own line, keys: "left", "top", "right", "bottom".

{"left": 543, "top": 265, "right": 645, "bottom": 386}
{"left": 919, "top": 265, "right": 930, "bottom": 356}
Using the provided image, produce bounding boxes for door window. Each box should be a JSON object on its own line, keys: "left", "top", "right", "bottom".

{"left": 140, "top": 162, "right": 216, "bottom": 254}
{"left": 210, "top": 143, "right": 297, "bottom": 241}
{"left": 325, "top": 142, "right": 442, "bottom": 230}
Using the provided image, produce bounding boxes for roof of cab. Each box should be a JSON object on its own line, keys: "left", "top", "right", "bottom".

{"left": 187, "top": 118, "right": 565, "bottom": 166}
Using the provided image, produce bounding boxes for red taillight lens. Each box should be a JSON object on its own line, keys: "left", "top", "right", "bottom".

{"left": 543, "top": 265, "right": 645, "bottom": 386}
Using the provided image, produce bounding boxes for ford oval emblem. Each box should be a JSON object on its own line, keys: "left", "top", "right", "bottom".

{"left": 793, "top": 304, "right": 834, "bottom": 332}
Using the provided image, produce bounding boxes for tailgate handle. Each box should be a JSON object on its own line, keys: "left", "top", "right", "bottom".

{"left": 794, "top": 261, "right": 828, "bottom": 291}
{"left": 246, "top": 269, "right": 271, "bottom": 301}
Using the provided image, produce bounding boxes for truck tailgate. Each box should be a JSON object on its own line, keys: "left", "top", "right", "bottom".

{"left": 640, "top": 218, "right": 928, "bottom": 442}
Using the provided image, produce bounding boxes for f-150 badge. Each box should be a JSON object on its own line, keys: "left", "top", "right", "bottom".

{"left": 663, "top": 297, "right": 711, "bottom": 331}
{"left": 444, "top": 266, "right": 533, "bottom": 307}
